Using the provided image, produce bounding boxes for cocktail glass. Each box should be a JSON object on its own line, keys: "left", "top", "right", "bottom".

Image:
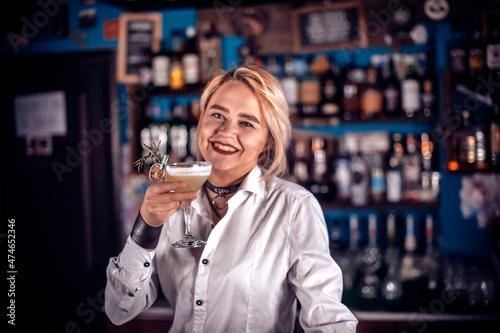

{"left": 164, "top": 161, "right": 212, "bottom": 248}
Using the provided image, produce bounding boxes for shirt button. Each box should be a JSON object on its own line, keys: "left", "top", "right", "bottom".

{"left": 144, "top": 262, "right": 150, "bottom": 267}
{"left": 202, "top": 259, "right": 208, "bottom": 265}
{"left": 196, "top": 300, "right": 203, "bottom": 306}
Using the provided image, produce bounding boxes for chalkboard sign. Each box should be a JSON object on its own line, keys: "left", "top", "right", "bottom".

{"left": 293, "top": 1, "right": 367, "bottom": 53}
{"left": 117, "top": 13, "right": 162, "bottom": 84}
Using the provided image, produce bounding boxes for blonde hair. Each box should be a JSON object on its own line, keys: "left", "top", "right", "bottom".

{"left": 198, "top": 65, "right": 291, "bottom": 179}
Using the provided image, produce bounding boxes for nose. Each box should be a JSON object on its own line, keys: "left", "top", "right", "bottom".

{"left": 216, "top": 119, "right": 236, "bottom": 135}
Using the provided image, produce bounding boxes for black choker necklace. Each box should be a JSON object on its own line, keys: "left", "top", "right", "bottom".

{"left": 205, "top": 181, "right": 242, "bottom": 210}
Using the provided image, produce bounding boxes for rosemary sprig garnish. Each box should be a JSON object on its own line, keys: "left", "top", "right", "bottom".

{"left": 133, "top": 141, "right": 164, "bottom": 172}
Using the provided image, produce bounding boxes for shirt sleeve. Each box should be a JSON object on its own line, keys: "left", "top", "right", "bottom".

{"left": 105, "top": 236, "right": 159, "bottom": 326}
{"left": 287, "top": 194, "right": 358, "bottom": 333}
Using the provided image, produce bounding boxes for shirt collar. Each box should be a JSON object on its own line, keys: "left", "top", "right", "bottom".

{"left": 238, "top": 165, "right": 266, "bottom": 200}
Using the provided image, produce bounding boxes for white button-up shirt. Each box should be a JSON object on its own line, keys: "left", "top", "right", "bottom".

{"left": 105, "top": 166, "right": 357, "bottom": 332}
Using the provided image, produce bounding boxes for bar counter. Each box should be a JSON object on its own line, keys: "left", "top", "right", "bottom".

{"left": 106, "top": 297, "right": 500, "bottom": 333}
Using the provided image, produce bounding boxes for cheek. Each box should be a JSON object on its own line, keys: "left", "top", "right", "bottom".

{"left": 243, "top": 132, "right": 269, "bottom": 154}
{"left": 196, "top": 126, "right": 210, "bottom": 155}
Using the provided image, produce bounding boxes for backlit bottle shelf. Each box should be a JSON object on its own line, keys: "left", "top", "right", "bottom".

{"left": 294, "top": 118, "right": 436, "bottom": 136}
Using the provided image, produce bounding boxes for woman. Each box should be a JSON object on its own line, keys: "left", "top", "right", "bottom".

{"left": 105, "top": 65, "right": 357, "bottom": 332}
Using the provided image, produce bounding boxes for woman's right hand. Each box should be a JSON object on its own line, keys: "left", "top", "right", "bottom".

{"left": 139, "top": 181, "right": 198, "bottom": 227}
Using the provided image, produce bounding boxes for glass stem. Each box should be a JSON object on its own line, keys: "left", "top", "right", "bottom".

{"left": 183, "top": 201, "right": 193, "bottom": 237}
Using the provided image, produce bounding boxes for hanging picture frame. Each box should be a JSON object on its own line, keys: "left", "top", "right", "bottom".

{"left": 292, "top": 1, "right": 368, "bottom": 53}
{"left": 117, "top": 13, "right": 162, "bottom": 84}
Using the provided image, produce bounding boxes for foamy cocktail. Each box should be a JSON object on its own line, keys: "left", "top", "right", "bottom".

{"left": 164, "top": 172, "right": 210, "bottom": 193}
{"left": 164, "top": 161, "right": 212, "bottom": 248}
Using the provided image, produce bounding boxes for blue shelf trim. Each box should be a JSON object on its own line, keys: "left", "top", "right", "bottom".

{"left": 294, "top": 121, "right": 436, "bottom": 136}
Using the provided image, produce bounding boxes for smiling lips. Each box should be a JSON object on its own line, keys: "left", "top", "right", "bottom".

{"left": 212, "top": 141, "right": 239, "bottom": 154}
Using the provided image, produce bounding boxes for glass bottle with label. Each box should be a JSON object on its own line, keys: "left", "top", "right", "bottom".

{"left": 169, "top": 57, "right": 184, "bottom": 91}
{"left": 383, "top": 55, "right": 401, "bottom": 118}
{"left": 152, "top": 39, "right": 170, "bottom": 87}
{"left": 320, "top": 57, "right": 341, "bottom": 123}
{"left": 309, "top": 137, "right": 331, "bottom": 202}
{"left": 475, "top": 123, "right": 488, "bottom": 171}
{"left": 401, "top": 56, "right": 421, "bottom": 118}
{"left": 333, "top": 140, "right": 352, "bottom": 204}
{"left": 351, "top": 143, "right": 369, "bottom": 206}
{"left": 341, "top": 214, "right": 362, "bottom": 307}
{"left": 292, "top": 140, "right": 309, "bottom": 186}
{"left": 421, "top": 54, "right": 436, "bottom": 119}
{"left": 169, "top": 102, "right": 189, "bottom": 161}
{"left": 402, "top": 134, "right": 422, "bottom": 202}
{"left": 360, "top": 66, "right": 383, "bottom": 120}
{"left": 469, "top": 17, "right": 485, "bottom": 78}
{"left": 280, "top": 54, "right": 300, "bottom": 119}
{"left": 421, "top": 214, "right": 440, "bottom": 301}
{"left": 371, "top": 153, "right": 386, "bottom": 203}
{"left": 342, "top": 59, "right": 364, "bottom": 121}
{"left": 199, "top": 21, "right": 222, "bottom": 84}
{"left": 490, "top": 89, "right": 500, "bottom": 170}
{"left": 169, "top": 30, "right": 185, "bottom": 91}
{"left": 420, "top": 132, "right": 438, "bottom": 202}
{"left": 400, "top": 213, "right": 425, "bottom": 310}
{"left": 386, "top": 133, "right": 404, "bottom": 203}
{"left": 486, "top": 14, "right": 500, "bottom": 71}
{"left": 382, "top": 213, "right": 403, "bottom": 309}
{"left": 457, "top": 110, "right": 476, "bottom": 167}
{"left": 358, "top": 214, "right": 382, "bottom": 309}
{"left": 182, "top": 26, "right": 200, "bottom": 87}
{"left": 448, "top": 22, "right": 468, "bottom": 75}
{"left": 299, "top": 57, "right": 321, "bottom": 119}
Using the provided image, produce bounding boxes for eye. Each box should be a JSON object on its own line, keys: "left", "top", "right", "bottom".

{"left": 211, "top": 112, "right": 225, "bottom": 120}
{"left": 241, "top": 121, "right": 255, "bottom": 128}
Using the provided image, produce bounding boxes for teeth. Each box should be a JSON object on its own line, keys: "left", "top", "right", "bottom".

{"left": 213, "top": 142, "right": 238, "bottom": 152}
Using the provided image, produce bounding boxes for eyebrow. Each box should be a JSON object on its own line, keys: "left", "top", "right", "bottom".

{"left": 209, "top": 104, "right": 262, "bottom": 125}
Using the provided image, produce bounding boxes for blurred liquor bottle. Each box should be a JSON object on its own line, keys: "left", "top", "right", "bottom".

{"left": 333, "top": 139, "right": 352, "bottom": 204}
{"left": 490, "top": 88, "right": 500, "bottom": 170}
{"left": 292, "top": 139, "right": 309, "bottom": 187}
{"left": 182, "top": 26, "right": 201, "bottom": 88}
{"left": 342, "top": 58, "right": 364, "bottom": 121}
{"left": 401, "top": 55, "right": 421, "bottom": 119}
{"left": 358, "top": 214, "right": 382, "bottom": 310}
{"left": 320, "top": 56, "right": 342, "bottom": 123}
{"left": 386, "top": 133, "right": 404, "bottom": 203}
{"left": 421, "top": 54, "right": 436, "bottom": 119}
{"left": 400, "top": 214, "right": 426, "bottom": 310}
{"left": 360, "top": 66, "right": 383, "bottom": 120}
{"left": 152, "top": 39, "right": 170, "bottom": 87}
{"left": 402, "top": 134, "right": 422, "bottom": 202}
{"left": 341, "top": 214, "right": 362, "bottom": 307}
{"left": 382, "top": 213, "right": 403, "bottom": 310}
{"left": 309, "top": 136, "right": 332, "bottom": 202}
{"left": 280, "top": 54, "right": 300, "bottom": 119}
{"left": 457, "top": 110, "right": 477, "bottom": 167}
{"left": 370, "top": 153, "right": 386, "bottom": 203}
{"left": 383, "top": 55, "right": 401, "bottom": 118}
{"left": 299, "top": 57, "right": 321, "bottom": 120}
{"left": 351, "top": 142, "right": 369, "bottom": 206}
{"left": 169, "top": 30, "right": 185, "bottom": 91}
{"left": 199, "top": 21, "right": 222, "bottom": 84}
{"left": 421, "top": 214, "right": 440, "bottom": 302}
